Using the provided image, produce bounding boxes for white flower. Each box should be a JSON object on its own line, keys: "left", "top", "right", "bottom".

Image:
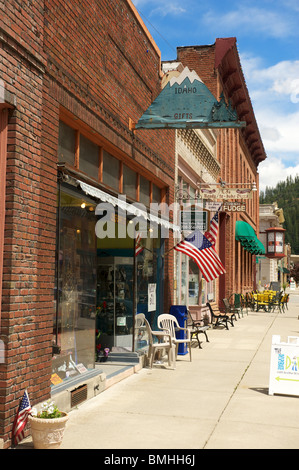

{"left": 47, "top": 406, "right": 55, "bottom": 414}
{"left": 31, "top": 407, "right": 38, "bottom": 416}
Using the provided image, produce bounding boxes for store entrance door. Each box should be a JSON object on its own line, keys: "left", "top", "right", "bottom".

{"left": 96, "top": 256, "right": 134, "bottom": 353}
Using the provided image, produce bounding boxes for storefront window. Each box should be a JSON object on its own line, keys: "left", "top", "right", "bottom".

{"left": 102, "top": 150, "right": 119, "bottom": 190}
{"left": 180, "top": 254, "right": 188, "bottom": 304}
{"left": 123, "top": 165, "right": 136, "bottom": 200}
{"left": 176, "top": 251, "right": 214, "bottom": 307}
{"left": 53, "top": 186, "right": 97, "bottom": 386}
{"left": 79, "top": 134, "right": 99, "bottom": 178}
{"left": 152, "top": 184, "right": 161, "bottom": 204}
{"left": 135, "top": 225, "right": 164, "bottom": 343}
{"left": 188, "top": 259, "right": 199, "bottom": 305}
{"left": 58, "top": 121, "right": 76, "bottom": 166}
{"left": 139, "top": 175, "right": 150, "bottom": 207}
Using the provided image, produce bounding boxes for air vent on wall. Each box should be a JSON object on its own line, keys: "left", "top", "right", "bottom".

{"left": 70, "top": 384, "right": 87, "bottom": 407}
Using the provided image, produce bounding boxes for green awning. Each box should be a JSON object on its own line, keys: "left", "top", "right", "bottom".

{"left": 235, "top": 221, "right": 265, "bottom": 255}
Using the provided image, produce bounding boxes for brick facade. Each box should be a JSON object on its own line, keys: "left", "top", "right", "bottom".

{"left": 177, "top": 40, "right": 266, "bottom": 301}
{"left": 0, "top": 0, "right": 175, "bottom": 447}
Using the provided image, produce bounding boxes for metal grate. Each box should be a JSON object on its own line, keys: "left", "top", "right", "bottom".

{"left": 70, "top": 384, "right": 87, "bottom": 407}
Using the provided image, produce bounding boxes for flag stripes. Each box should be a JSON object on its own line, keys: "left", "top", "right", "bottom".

{"left": 12, "top": 390, "right": 31, "bottom": 445}
{"left": 204, "top": 209, "right": 219, "bottom": 246}
{"left": 175, "top": 210, "right": 225, "bottom": 282}
{"left": 135, "top": 233, "right": 144, "bottom": 256}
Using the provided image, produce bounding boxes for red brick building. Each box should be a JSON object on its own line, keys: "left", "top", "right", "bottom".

{"left": 0, "top": 0, "right": 176, "bottom": 448}
{"left": 177, "top": 38, "right": 267, "bottom": 301}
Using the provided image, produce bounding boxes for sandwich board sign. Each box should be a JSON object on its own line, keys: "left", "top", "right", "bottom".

{"left": 269, "top": 335, "right": 299, "bottom": 396}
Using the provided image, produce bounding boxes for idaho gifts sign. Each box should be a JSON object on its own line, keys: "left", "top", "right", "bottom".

{"left": 269, "top": 335, "right": 299, "bottom": 396}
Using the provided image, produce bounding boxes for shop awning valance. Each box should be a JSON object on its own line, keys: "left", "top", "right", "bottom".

{"left": 78, "top": 180, "right": 181, "bottom": 232}
{"left": 235, "top": 221, "right": 265, "bottom": 255}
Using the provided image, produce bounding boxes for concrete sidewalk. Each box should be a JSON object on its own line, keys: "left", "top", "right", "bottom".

{"left": 24, "top": 289, "right": 299, "bottom": 449}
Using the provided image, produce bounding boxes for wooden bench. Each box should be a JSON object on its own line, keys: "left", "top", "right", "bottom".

{"left": 206, "top": 301, "right": 235, "bottom": 330}
{"left": 186, "top": 310, "right": 210, "bottom": 348}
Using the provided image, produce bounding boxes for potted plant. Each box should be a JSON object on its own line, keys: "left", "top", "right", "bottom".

{"left": 28, "top": 399, "right": 68, "bottom": 449}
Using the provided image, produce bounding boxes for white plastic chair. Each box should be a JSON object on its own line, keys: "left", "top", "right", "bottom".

{"left": 135, "top": 314, "right": 176, "bottom": 368}
{"left": 157, "top": 313, "right": 192, "bottom": 362}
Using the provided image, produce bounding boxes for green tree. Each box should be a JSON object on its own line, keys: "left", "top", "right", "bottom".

{"left": 259, "top": 175, "right": 299, "bottom": 254}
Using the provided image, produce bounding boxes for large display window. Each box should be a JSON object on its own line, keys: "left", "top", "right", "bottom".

{"left": 175, "top": 252, "right": 215, "bottom": 308}
{"left": 55, "top": 118, "right": 165, "bottom": 378}
{"left": 53, "top": 185, "right": 97, "bottom": 386}
{"left": 53, "top": 182, "right": 165, "bottom": 384}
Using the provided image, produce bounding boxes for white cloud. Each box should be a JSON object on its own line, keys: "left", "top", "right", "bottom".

{"left": 203, "top": 6, "right": 296, "bottom": 38}
{"left": 256, "top": 109, "right": 299, "bottom": 154}
{"left": 246, "top": 60, "right": 299, "bottom": 103}
{"left": 132, "top": 0, "right": 186, "bottom": 17}
{"left": 258, "top": 157, "right": 299, "bottom": 193}
{"left": 151, "top": 5, "right": 186, "bottom": 17}
{"left": 240, "top": 54, "right": 299, "bottom": 191}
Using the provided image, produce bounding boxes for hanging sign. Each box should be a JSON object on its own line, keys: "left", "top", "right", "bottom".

{"left": 269, "top": 335, "right": 299, "bottom": 396}
{"left": 180, "top": 209, "right": 208, "bottom": 231}
{"left": 135, "top": 67, "right": 246, "bottom": 130}
{"left": 222, "top": 202, "right": 246, "bottom": 212}
{"left": 205, "top": 202, "right": 222, "bottom": 211}
{"left": 198, "top": 187, "right": 252, "bottom": 200}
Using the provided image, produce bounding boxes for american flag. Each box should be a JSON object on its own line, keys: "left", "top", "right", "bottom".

{"left": 12, "top": 390, "right": 32, "bottom": 445}
{"left": 174, "top": 230, "right": 226, "bottom": 282}
{"left": 204, "top": 209, "right": 219, "bottom": 246}
{"left": 135, "top": 233, "right": 144, "bottom": 256}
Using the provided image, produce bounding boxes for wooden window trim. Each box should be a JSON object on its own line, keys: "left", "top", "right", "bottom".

{"left": 99, "top": 147, "right": 103, "bottom": 182}
{"left": 59, "top": 110, "right": 165, "bottom": 203}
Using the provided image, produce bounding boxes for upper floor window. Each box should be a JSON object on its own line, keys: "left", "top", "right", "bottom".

{"left": 102, "top": 150, "right": 119, "bottom": 191}
{"left": 79, "top": 134, "right": 99, "bottom": 178}
{"left": 58, "top": 120, "right": 161, "bottom": 206}
{"left": 123, "top": 164, "right": 137, "bottom": 200}
{"left": 58, "top": 121, "right": 76, "bottom": 165}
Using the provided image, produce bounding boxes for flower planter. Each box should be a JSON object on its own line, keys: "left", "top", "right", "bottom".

{"left": 28, "top": 412, "right": 69, "bottom": 449}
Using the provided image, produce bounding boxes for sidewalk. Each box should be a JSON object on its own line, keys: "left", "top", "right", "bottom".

{"left": 23, "top": 289, "right": 299, "bottom": 449}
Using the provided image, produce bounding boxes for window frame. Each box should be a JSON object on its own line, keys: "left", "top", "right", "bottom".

{"left": 58, "top": 116, "right": 163, "bottom": 206}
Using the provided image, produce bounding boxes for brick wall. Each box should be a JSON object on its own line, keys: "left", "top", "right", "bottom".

{"left": 177, "top": 42, "right": 259, "bottom": 300}
{"left": 0, "top": 1, "right": 48, "bottom": 447}
{"left": 0, "top": 0, "right": 175, "bottom": 447}
{"left": 177, "top": 45, "right": 218, "bottom": 98}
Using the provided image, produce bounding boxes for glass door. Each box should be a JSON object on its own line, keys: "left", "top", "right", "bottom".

{"left": 96, "top": 257, "right": 134, "bottom": 352}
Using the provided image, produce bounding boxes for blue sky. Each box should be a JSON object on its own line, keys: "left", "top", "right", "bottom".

{"left": 131, "top": 0, "right": 299, "bottom": 192}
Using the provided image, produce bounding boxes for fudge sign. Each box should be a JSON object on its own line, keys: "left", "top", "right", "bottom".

{"left": 222, "top": 202, "right": 246, "bottom": 212}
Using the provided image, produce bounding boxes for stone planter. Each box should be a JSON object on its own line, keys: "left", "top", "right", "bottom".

{"left": 28, "top": 412, "right": 69, "bottom": 449}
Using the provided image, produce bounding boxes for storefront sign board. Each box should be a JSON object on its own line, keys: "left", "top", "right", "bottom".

{"left": 222, "top": 202, "right": 246, "bottom": 212}
{"left": 135, "top": 67, "right": 246, "bottom": 130}
{"left": 269, "top": 335, "right": 299, "bottom": 396}
{"left": 198, "top": 187, "right": 252, "bottom": 200}
{"left": 205, "top": 202, "right": 222, "bottom": 211}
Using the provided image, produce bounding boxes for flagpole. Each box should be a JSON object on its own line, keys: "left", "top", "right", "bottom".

{"left": 162, "top": 233, "right": 186, "bottom": 258}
